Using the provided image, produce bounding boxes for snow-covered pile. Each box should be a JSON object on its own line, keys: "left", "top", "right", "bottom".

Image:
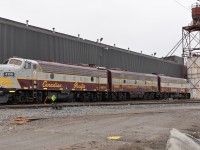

{"left": 166, "top": 128, "right": 200, "bottom": 150}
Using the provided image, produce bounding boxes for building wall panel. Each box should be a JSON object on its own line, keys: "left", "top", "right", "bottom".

{"left": 0, "top": 17, "right": 183, "bottom": 78}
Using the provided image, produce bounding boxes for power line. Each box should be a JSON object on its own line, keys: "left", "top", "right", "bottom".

{"left": 173, "top": 0, "right": 191, "bottom": 12}
{"left": 165, "top": 32, "right": 189, "bottom": 57}
{"left": 164, "top": 0, "right": 191, "bottom": 57}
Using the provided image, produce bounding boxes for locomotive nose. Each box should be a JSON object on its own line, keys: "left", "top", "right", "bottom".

{"left": 0, "top": 65, "right": 4, "bottom": 77}
{"left": 0, "top": 66, "right": 4, "bottom": 88}
{"left": 0, "top": 64, "right": 15, "bottom": 88}
{"left": 0, "top": 64, "right": 16, "bottom": 73}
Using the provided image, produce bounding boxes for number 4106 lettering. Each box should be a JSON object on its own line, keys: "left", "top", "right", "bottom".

{"left": 4, "top": 72, "right": 15, "bottom": 77}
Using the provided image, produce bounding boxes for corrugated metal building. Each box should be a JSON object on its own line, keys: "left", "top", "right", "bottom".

{"left": 0, "top": 17, "right": 183, "bottom": 78}
{"left": 163, "top": 56, "right": 183, "bottom": 65}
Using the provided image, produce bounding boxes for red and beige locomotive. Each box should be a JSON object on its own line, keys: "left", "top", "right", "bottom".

{"left": 0, "top": 57, "right": 190, "bottom": 103}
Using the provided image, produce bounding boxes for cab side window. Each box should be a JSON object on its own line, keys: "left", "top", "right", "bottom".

{"left": 33, "top": 64, "right": 37, "bottom": 70}
{"left": 36, "top": 65, "right": 42, "bottom": 72}
{"left": 24, "top": 62, "right": 31, "bottom": 69}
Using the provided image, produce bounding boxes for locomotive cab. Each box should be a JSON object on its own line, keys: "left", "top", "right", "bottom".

{"left": 0, "top": 57, "right": 41, "bottom": 103}
{"left": 1, "top": 58, "right": 22, "bottom": 75}
{"left": 0, "top": 58, "right": 25, "bottom": 103}
{"left": 0, "top": 58, "right": 38, "bottom": 81}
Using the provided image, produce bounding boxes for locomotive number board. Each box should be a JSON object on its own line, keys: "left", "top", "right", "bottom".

{"left": 4, "top": 72, "right": 15, "bottom": 77}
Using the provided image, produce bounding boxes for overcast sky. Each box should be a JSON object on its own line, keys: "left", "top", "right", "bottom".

{"left": 0, "top": 0, "right": 196, "bottom": 57}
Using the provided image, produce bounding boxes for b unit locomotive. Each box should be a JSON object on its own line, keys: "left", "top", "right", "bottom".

{"left": 0, "top": 57, "right": 190, "bottom": 103}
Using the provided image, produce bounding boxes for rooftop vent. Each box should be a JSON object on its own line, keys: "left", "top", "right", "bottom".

{"left": 26, "top": 20, "right": 29, "bottom": 27}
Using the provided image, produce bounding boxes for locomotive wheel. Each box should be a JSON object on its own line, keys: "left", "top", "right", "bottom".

{"left": 36, "top": 93, "right": 43, "bottom": 103}
{"left": 122, "top": 93, "right": 127, "bottom": 101}
{"left": 97, "top": 93, "right": 103, "bottom": 101}
{"left": 82, "top": 93, "right": 90, "bottom": 102}
{"left": 149, "top": 93, "right": 154, "bottom": 100}
{"left": 19, "top": 96, "right": 26, "bottom": 103}
{"left": 164, "top": 93, "right": 168, "bottom": 100}
{"left": 143, "top": 93, "right": 149, "bottom": 100}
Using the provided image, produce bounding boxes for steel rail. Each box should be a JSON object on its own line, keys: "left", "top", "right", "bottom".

{"left": 0, "top": 99, "right": 200, "bottom": 109}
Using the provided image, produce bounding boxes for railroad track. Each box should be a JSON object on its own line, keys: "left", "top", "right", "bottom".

{"left": 0, "top": 99, "right": 200, "bottom": 109}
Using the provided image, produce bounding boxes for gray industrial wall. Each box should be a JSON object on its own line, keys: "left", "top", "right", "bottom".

{"left": 0, "top": 17, "right": 183, "bottom": 78}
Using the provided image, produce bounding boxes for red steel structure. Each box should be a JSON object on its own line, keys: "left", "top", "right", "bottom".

{"left": 182, "top": 3, "right": 200, "bottom": 96}
{"left": 182, "top": 3, "right": 200, "bottom": 74}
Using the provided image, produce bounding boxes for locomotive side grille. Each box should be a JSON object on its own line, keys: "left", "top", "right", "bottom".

{"left": 160, "top": 76, "right": 187, "bottom": 84}
{"left": 38, "top": 62, "right": 107, "bottom": 78}
{"left": 111, "top": 72, "right": 157, "bottom": 81}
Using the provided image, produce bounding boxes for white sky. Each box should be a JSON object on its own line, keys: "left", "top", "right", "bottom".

{"left": 0, "top": 0, "right": 196, "bottom": 57}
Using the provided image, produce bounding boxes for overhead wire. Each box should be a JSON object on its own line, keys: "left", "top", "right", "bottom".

{"left": 165, "top": 0, "right": 191, "bottom": 57}
{"left": 173, "top": 0, "right": 191, "bottom": 12}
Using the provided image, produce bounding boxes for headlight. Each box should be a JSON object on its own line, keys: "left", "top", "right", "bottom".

{"left": 9, "top": 90, "right": 15, "bottom": 93}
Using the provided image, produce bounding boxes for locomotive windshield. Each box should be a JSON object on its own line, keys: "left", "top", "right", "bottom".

{"left": 9, "top": 59, "right": 22, "bottom": 66}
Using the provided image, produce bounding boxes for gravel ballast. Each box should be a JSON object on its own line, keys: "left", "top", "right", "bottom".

{"left": 1, "top": 103, "right": 200, "bottom": 134}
